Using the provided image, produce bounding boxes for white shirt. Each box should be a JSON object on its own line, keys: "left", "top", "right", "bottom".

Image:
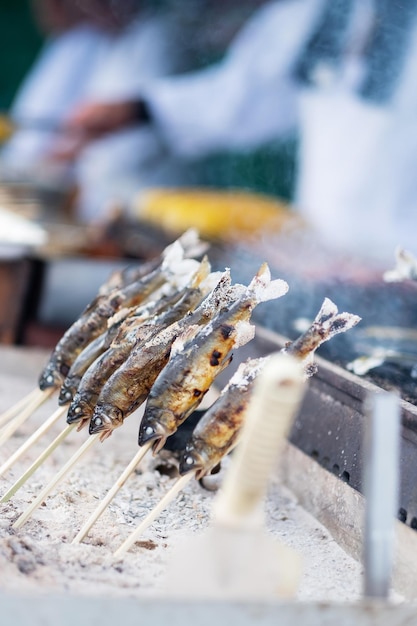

{"left": 1, "top": 14, "right": 191, "bottom": 222}
{"left": 143, "top": 0, "right": 417, "bottom": 263}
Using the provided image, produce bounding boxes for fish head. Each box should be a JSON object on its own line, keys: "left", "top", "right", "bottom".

{"left": 67, "top": 395, "right": 95, "bottom": 433}
{"left": 138, "top": 407, "right": 177, "bottom": 454}
{"left": 38, "top": 360, "right": 65, "bottom": 391}
{"left": 58, "top": 378, "right": 77, "bottom": 406}
{"left": 89, "top": 404, "right": 124, "bottom": 441}
{"left": 179, "top": 443, "right": 207, "bottom": 479}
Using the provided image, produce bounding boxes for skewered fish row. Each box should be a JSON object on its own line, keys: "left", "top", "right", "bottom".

{"left": 67, "top": 256, "right": 218, "bottom": 433}
{"left": 179, "top": 297, "right": 361, "bottom": 480}
{"left": 0, "top": 230, "right": 208, "bottom": 444}
{"left": 108, "top": 298, "right": 360, "bottom": 555}
{"left": 0, "top": 228, "right": 362, "bottom": 560}
{"left": 38, "top": 234, "right": 203, "bottom": 391}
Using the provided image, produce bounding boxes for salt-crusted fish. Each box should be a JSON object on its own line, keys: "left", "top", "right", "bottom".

{"left": 38, "top": 237, "right": 200, "bottom": 392}
{"left": 57, "top": 274, "right": 197, "bottom": 406}
{"left": 66, "top": 258, "right": 214, "bottom": 430}
{"left": 179, "top": 297, "right": 360, "bottom": 477}
{"left": 138, "top": 263, "right": 288, "bottom": 453}
{"left": 89, "top": 271, "right": 243, "bottom": 441}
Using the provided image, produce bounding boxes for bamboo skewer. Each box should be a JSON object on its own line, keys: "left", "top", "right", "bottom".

{"left": 72, "top": 442, "right": 153, "bottom": 544}
{"left": 0, "top": 388, "right": 42, "bottom": 429}
{"left": 114, "top": 473, "right": 194, "bottom": 559}
{"left": 0, "top": 423, "right": 76, "bottom": 503}
{"left": 0, "top": 388, "right": 54, "bottom": 448}
{"left": 12, "top": 433, "right": 100, "bottom": 530}
{"left": 0, "top": 405, "right": 67, "bottom": 479}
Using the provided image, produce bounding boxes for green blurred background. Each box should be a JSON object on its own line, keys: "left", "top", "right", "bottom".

{"left": 0, "top": 0, "right": 296, "bottom": 201}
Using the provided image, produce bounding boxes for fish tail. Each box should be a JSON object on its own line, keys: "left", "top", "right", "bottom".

{"left": 161, "top": 241, "right": 201, "bottom": 288}
{"left": 247, "top": 262, "right": 289, "bottom": 303}
{"left": 177, "top": 228, "right": 209, "bottom": 258}
{"left": 190, "top": 255, "right": 211, "bottom": 289}
{"left": 315, "top": 298, "right": 361, "bottom": 340}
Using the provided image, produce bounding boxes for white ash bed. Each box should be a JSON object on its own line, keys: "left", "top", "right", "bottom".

{"left": 0, "top": 344, "right": 368, "bottom": 603}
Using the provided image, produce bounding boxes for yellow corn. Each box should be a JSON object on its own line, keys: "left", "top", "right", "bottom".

{"left": 137, "top": 188, "right": 300, "bottom": 240}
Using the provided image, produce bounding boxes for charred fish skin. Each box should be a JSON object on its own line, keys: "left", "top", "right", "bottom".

{"left": 138, "top": 263, "right": 288, "bottom": 453}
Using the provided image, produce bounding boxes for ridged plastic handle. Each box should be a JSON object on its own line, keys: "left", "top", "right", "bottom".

{"left": 213, "top": 353, "right": 306, "bottom": 527}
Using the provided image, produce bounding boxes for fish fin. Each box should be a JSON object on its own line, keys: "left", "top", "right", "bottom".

{"left": 233, "top": 320, "right": 256, "bottom": 348}
{"left": 247, "top": 263, "right": 289, "bottom": 303}
{"left": 190, "top": 255, "right": 211, "bottom": 289}
{"left": 177, "top": 228, "right": 210, "bottom": 258}
{"left": 316, "top": 298, "right": 361, "bottom": 337}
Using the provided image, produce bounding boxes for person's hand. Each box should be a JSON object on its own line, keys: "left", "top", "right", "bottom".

{"left": 65, "top": 101, "right": 140, "bottom": 138}
{"left": 50, "top": 99, "right": 148, "bottom": 161}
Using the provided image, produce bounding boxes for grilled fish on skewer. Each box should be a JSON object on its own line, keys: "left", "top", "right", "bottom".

{"left": 58, "top": 278, "right": 195, "bottom": 406}
{"left": 89, "top": 271, "right": 243, "bottom": 441}
{"left": 179, "top": 357, "right": 267, "bottom": 479}
{"left": 71, "top": 295, "right": 358, "bottom": 542}
{"left": 180, "top": 297, "right": 360, "bottom": 478}
{"left": 38, "top": 240, "right": 200, "bottom": 392}
{"left": 138, "top": 263, "right": 288, "bottom": 454}
{"left": 67, "top": 259, "right": 215, "bottom": 430}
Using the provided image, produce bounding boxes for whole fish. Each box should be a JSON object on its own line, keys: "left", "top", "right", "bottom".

{"left": 138, "top": 263, "right": 288, "bottom": 453}
{"left": 66, "top": 258, "right": 214, "bottom": 430}
{"left": 89, "top": 270, "right": 244, "bottom": 441}
{"left": 38, "top": 237, "right": 200, "bottom": 391}
{"left": 179, "top": 356, "right": 267, "bottom": 479}
{"left": 179, "top": 297, "right": 361, "bottom": 477}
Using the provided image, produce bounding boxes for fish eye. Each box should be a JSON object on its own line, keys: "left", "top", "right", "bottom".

{"left": 74, "top": 407, "right": 81, "bottom": 414}
{"left": 145, "top": 426, "right": 154, "bottom": 436}
{"left": 47, "top": 375, "right": 54, "bottom": 384}
{"left": 185, "top": 456, "right": 194, "bottom": 466}
{"left": 65, "top": 391, "right": 71, "bottom": 400}
{"left": 94, "top": 417, "right": 102, "bottom": 427}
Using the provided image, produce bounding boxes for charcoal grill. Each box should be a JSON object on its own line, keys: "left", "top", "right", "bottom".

{"left": 229, "top": 325, "right": 417, "bottom": 533}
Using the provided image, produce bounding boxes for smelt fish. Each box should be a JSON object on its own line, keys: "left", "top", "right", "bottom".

{"left": 89, "top": 270, "right": 242, "bottom": 440}
{"left": 38, "top": 238, "right": 200, "bottom": 391}
{"left": 138, "top": 263, "right": 288, "bottom": 453}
